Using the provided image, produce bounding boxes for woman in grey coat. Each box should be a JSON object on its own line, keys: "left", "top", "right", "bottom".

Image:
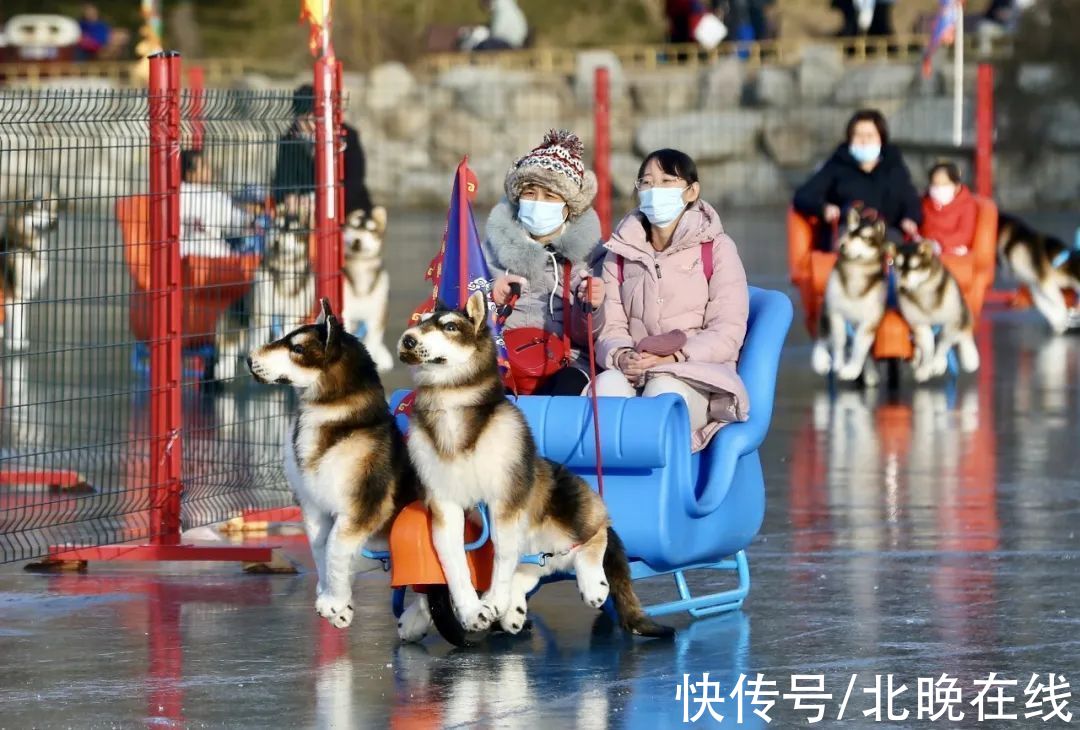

{"left": 484, "top": 129, "right": 605, "bottom": 395}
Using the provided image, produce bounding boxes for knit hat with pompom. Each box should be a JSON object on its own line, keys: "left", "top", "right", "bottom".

{"left": 504, "top": 129, "right": 598, "bottom": 220}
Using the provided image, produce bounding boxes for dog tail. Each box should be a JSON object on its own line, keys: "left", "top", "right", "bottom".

{"left": 957, "top": 331, "right": 980, "bottom": 373}
{"left": 603, "top": 528, "right": 675, "bottom": 639}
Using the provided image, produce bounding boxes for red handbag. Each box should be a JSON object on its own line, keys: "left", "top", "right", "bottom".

{"left": 502, "top": 261, "right": 573, "bottom": 395}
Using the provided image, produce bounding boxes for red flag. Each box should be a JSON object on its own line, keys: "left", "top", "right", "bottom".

{"left": 300, "top": 0, "right": 333, "bottom": 57}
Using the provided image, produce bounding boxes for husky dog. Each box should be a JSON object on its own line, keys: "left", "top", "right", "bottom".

{"left": 215, "top": 213, "right": 315, "bottom": 380}
{"left": 342, "top": 206, "right": 393, "bottom": 372}
{"left": 247, "top": 299, "right": 419, "bottom": 629}
{"left": 252, "top": 212, "right": 315, "bottom": 342}
{"left": 997, "top": 213, "right": 1080, "bottom": 334}
{"left": 811, "top": 208, "right": 889, "bottom": 385}
{"left": 893, "top": 240, "right": 980, "bottom": 382}
{"left": 1, "top": 197, "right": 58, "bottom": 351}
{"left": 395, "top": 291, "right": 674, "bottom": 639}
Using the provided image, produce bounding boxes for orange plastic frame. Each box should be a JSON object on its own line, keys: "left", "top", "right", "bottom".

{"left": 117, "top": 195, "right": 260, "bottom": 347}
{"left": 389, "top": 502, "right": 494, "bottom": 592}
{"left": 787, "top": 197, "right": 998, "bottom": 361}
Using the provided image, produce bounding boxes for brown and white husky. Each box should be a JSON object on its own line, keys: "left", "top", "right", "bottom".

{"left": 1, "top": 197, "right": 58, "bottom": 351}
{"left": 395, "top": 291, "right": 674, "bottom": 639}
{"left": 811, "top": 208, "right": 889, "bottom": 386}
{"left": 247, "top": 299, "right": 419, "bottom": 629}
{"left": 997, "top": 213, "right": 1080, "bottom": 334}
{"left": 893, "top": 240, "right": 980, "bottom": 382}
{"left": 342, "top": 206, "right": 393, "bottom": 372}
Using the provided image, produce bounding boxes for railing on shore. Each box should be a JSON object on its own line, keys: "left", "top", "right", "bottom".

{"left": 0, "top": 33, "right": 1015, "bottom": 89}
{"left": 417, "top": 34, "right": 1014, "bottom": 74}
{"left": 0, "top": 58, "right": 252, "bottom": 88}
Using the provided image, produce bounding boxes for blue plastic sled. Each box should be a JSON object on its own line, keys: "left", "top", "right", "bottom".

{"left": 390, "top": 285, "right": 792, "bottom": 620}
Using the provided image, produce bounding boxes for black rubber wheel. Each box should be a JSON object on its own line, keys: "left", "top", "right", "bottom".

{"left": 426, "top": 585, "right": 490, "bottom": 648}
{"left": 886, "top": 358, "right": 901, "bottom": 392}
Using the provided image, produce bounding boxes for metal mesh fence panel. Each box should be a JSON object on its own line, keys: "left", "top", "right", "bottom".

{"left": 172, "top": 87, "right": 317, "bottom": 532}
{"left": 0, "top": 90, "right": 155, "bottom": 562}
{"left": 0, "top": 83, "right": 332, "bottom": 563}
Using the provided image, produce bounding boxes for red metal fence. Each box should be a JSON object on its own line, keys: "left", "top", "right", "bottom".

{"left": 0, "top": 52, "right": 343, "bottom": 565}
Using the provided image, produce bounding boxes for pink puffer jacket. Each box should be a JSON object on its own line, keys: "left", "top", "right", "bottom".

{"left": 596, "top": 200, "right": 750, "bottom": 450}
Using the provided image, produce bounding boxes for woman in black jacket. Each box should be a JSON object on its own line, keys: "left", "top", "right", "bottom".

{"left": 272, "top": 84, "right": 373, "bottom": 216}
{"left": 793, "top": 109, "right": 921, "bottom": 248}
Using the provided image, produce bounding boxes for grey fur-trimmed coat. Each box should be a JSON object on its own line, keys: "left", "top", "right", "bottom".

{"left": 482, "top": 198, "right": 604, "bottom": 363}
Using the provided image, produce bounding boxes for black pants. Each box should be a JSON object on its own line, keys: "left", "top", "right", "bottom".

{"left": 534, "top": 367, "right": 589, "bottom": 396}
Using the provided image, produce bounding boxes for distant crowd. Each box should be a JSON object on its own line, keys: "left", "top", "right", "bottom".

{"left": 0, "top": 3, "right": 129, "bottom": 63}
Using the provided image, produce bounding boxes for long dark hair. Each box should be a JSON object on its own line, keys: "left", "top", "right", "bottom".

{"left": 928, "top": 161, "right": 962, "bottom": 185}
{"left": 845, "top": 109, "right": 890, "bottom": 145}
{"left": 635, "top": 148, "right": 700, "bottom": 241}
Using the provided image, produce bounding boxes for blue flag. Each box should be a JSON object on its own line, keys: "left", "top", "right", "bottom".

{"left": 410, "top": 158, "right": 513, "bottom": 380}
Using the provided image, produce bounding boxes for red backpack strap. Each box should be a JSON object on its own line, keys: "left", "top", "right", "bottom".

{"left": 616, "top": 254, "right": 624, "bottom": 285}
{"left": 701, "top": 240, "right": 714, "bottom": 284}
{"left": 561, "top": 259, "right": 572, "bottom": 356}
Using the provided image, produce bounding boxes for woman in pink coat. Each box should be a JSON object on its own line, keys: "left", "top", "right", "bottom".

{"left": 594, "top": 149, "right": 750, "bottom": 451}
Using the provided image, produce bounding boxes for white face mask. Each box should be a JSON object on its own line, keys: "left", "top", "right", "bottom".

{"left": 638, "top": 186, "right": 689, "bottom": 227}
{"left": 929, "top": 184, "right": 957, "bottom": 206}
{"left": 517, "top": 199, "right": 567, "bottom": 237}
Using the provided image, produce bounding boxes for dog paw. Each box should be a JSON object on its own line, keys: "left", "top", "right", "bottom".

{"left": 215, "top": 357, "right": 238, "bottom": 381}
{"left": 397, "top": 599, "right": 431, "bottom": 643}
{"left": 456, "top": 600, "right": 495, "bottom": 632}
{"left": 913, "top": 366, "right": 934, "bottom": 383}
{"left": 479, "top": 589, "right": 510, "bottom": 620}
{"left": 837, "top": 362, "right": 863, "bottom": 382}
{"left": 578, "top": 576, "right": 610, "bottom": 609}
{"left": 861, "top": 362, "right": 880, "bottom": 387}
{"left": 810, "top": 343, "right": 832, "bottom": 376}
{"left": 370, "top": 345, "right": 395, "bottom": 373}
{"left": 316, "top": 594, "right": 354, "bottom": 629}
{"left": 930, "top": 357, "right": 950, "bottom": 377}
{"left": 499, "top": 596, "right": 529, "bottom": 634}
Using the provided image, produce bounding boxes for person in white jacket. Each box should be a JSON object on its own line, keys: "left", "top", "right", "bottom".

{"left": 179, "top": 150, "right": 252, "bottom": 258}
{"left": 489, "top": 0, "right": 528, "bottom": 48}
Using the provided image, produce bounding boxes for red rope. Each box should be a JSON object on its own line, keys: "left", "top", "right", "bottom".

{"left": 584, "top": 277, "right": 605, "bottom": 499}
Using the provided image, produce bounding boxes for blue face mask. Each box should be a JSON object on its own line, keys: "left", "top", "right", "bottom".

{"left": 517, "top": 199, "right": 567, "bottom": 237}
{"left": 638, "top": 186, "right": 688, "bottom": 227}
{"left": 849, "top": 143, "right": 881, "bottom": 164}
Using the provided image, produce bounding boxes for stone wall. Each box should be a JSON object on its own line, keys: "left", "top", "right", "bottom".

{"left": 239, "top": 47, "right": 1069, "bottom": 211}
{"left": 3, "top": 50, "right": 1076, "bottom": 211}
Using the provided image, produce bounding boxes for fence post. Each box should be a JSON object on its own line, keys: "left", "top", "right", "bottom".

{"left": 593, "top": 67, "right": 612, "bottom": 240}
{"left": 975, "top": 63, "right": 994, "bottom": 199}
{"left": 148, "top": 52, "right": 183, "bottom": 546}
{"left": 314, "top": 56, "right": 344, "bottom": 314}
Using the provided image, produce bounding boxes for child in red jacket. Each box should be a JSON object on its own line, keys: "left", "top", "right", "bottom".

{"left": 921, "top": 162, "right": 978, "bottom": 256}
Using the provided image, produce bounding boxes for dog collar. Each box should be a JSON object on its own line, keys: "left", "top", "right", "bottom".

{"left": 1051, "top": 249, "right": 1073, "bottom": 268}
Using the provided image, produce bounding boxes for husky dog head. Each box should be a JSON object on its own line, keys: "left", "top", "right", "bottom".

{"left": 398, "top": 291, "right": 497, "bottom": 386}
{"left": 7, "top": 197, "right": 59, "bottom": 241}
{"left": 837, "top": 206, "right": 887, "bottom": 262}
{"left": 267, "top": 213, "right": 310, "bottom": 270}
{"left": 892, "top": 240, "right": 942, "bottom": 290}
{"left": 344, "top": 206, "right": 387, "bottom": 259}
{"left": 248, "top": 298, "right": 380, "bottom": 398}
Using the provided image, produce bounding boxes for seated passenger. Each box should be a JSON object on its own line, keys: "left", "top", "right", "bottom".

{"left": 594, "top": 148, "right": 749, "bottom": 452}
{"left": 484, "top": 129, "right": 605, "bottom": 395}
{"left": 921, "top": 161, "right": 978, "bottom": 256}
{"left": 179, "top": 150, "right": 252, "bottom": 258}
{"left": 793, "top": 108, "right": 922, "bottom": 248}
